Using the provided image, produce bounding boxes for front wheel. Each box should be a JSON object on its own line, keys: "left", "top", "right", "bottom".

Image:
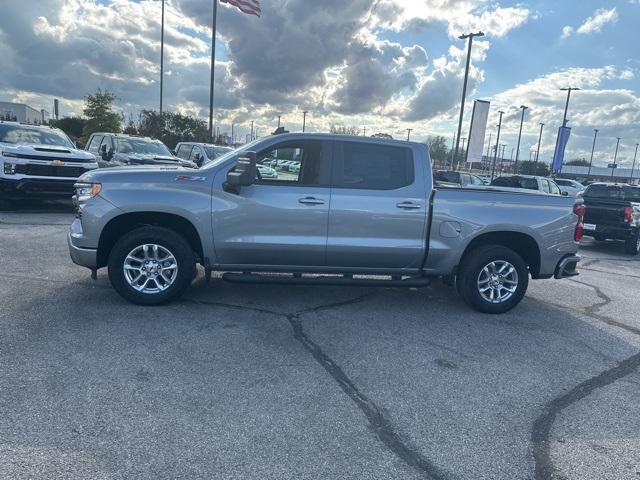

{"left": 108, "top": 226, "right": 196, "bottom": 305}
{"left": 456, "top": 245, "right": 529, "bottom": 314}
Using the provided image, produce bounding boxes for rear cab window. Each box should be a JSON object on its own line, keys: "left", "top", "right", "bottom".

{"left": 585, "top": 185, "right": 640, "bottom": 202}
{"left": 491, "top": 176, "right": 539, "bottom": 190}
{"left": 334, "top": 142, "right": 414, "bottom": 190}
{"left": 176, "top": 144, "right": 193, "bottom": 160}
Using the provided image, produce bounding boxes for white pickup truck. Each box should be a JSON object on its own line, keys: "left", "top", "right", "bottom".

{"left": 0, "top": 122, "right": 97, "bottom": 207}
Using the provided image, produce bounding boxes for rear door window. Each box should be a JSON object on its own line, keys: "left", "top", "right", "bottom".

{"left": 334, "top": 142, "right": 414, "bottom": 190}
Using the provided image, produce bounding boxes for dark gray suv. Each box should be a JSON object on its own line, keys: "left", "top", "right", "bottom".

{"left": 85, "top": 133, "right": 196, "bottom": 169}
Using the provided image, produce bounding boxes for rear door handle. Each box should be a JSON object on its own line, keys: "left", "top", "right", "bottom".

{"left": 396, "top": 201, "right": 421, "bottom": 210}
{"left": 298, "top": 197, "right": 325, "bottom": 205}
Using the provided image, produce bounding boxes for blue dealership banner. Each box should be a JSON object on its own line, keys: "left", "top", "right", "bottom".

{"left": 552, "top": 126, "right": 571, "bottom": 173}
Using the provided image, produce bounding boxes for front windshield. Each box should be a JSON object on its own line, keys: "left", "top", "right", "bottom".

{"left": 200, "top": 138, "right": 264, "bottom": 169}
{"left": 0, "top": 125, "right": 74, "bottom": 148}
{"left": 117, "top": 138, "right": 172, "bottom": 156}
{"left": 205, "top": 146, "right": 233, "bottom": 159}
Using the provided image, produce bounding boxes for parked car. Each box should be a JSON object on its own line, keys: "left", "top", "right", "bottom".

{"left": 68, "top": 133, "right": 582, "bottom": 314}
{"left": 554, "top": 178, "right": 585, "bottom": 196}
{"left": 581, "top": 183, "right": 640, "bottom": 254}
{"left": 434, "top": 170, "right": 485, "bottom": 187}
{"left": 0, "top": 121, "right": 98, "bottom": 206}
{"left": 175, "top": 142, "right": 233, "bottom": 167}
{"left": 86, "top": 133, "right": 196, "bottom": 169}
{"left": 257, "top": 164, "right": 278, "bottom": 179}
{"left": 490, "top": 175, "right": 564, "bottom": 195}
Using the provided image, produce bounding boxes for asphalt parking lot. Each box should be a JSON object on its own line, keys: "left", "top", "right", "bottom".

{"left": 1, "top": 202, "right": 639, "bottom": 480}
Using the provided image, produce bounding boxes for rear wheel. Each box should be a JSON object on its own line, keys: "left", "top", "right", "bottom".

{"left": 108, "top": 226, "right": 196, "bottom": 305}
{"left": 457, "top": 245, "right": 529, "bottom": 314}
{"left": 624, "top": 230, "right": 640, "bottom": 255}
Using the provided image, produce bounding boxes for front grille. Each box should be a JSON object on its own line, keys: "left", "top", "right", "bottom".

{"left": 6, "top": 153, "right": 94, "bottom": 163}
{"left": 14, "top": 164, "right": 89, "bottom": 178}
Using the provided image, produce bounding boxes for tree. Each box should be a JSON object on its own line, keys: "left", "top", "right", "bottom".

{"left": 137, "top": 110, "right": 210, "bottom": 149}
{"left": 566, "top": 159, "right": 590, "bottom": 167}
{"left": 123, "top": 119, "right": 138, "bottom": 135}
{"left": 426, "top": 135, "right": 449, "bottom": 164}
{"left": 330, "top": 125, "right": 361, "bottom": 135}
{"left": 81, "top": 89, "right": 122, "bottom": 141}
{"left": 518, "top": 161, "right": 550, "bottom": 176}
{"left": 50, "top": 117, "right": 87, "bottom": 142}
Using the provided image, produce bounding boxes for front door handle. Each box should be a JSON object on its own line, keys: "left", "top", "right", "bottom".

{"left": 298, "top": 197, "right": 325, "bottom": 205}
{"left": 396, "top": 201, "right": 421, "bottom": 210}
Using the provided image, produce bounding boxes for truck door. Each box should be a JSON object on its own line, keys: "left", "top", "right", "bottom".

{"left": 326, "top": 141, "right": 429, "bottom": 270}
{"left": 212, "top": 139, "right": 331, "bottom": 267}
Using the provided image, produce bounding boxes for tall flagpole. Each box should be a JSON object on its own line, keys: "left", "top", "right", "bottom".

{"left": 159, "top": 0, "right": 165, "bottom": 115}
{"left": 208, "top": 0, "right": 218, "bottom": 140}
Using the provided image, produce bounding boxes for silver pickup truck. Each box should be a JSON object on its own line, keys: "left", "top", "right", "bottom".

{"left": 68, "top": 133, "right": 582, "bottom": 314}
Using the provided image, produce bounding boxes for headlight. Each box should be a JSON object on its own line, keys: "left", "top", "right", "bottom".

{"left": 74, "top": 182, "right": 102, "bottom": 204}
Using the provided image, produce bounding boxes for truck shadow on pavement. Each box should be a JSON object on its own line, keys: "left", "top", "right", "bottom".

{"left": 3, "top": 274, "right": 640, "bottom": 480}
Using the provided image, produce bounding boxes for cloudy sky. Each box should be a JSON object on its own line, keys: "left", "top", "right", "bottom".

{"left": 1, "top": 0, "right": 639, "bottom": 166}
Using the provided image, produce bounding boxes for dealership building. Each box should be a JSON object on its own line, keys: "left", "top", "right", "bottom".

{"left": 0, "top": 101, "right": 50, "bottom": 125}
{"left": 558, "top": 165, "right": 639, "bottom": 184}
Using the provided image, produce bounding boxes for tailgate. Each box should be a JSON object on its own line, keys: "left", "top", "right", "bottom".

{"left": 583, "top": 199, "right": 626, "bottom": 225}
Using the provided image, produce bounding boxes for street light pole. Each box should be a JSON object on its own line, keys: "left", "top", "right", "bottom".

{"left": 612, "top": 137, "right": 621, "bottom": 178}
{"left": 277, "top": 115, "right": 281, "bottom": 129}
{"left": 250, "top": 120, "right": 254, "bottom": 141}
{"left": 407, "top": 128, "right": 413, "bottom": 141}
{"left": 631, "top": 143, "right": 639, "bottom": 184}
{"left": 587, "top": 129, "right": 598, "bottom": 179}
{"left": 535, "top": 123, "right": 544, "bottom": 163}
{"left": 460, "top": 137, "right": 467, "bottom": 168}
{"left": 453, "top": 31, "right": 485, "bottom": 171}
{"left": 159, "top": 0, "right": 165, "bottom": 115}
{"left": 490, "top": 111, "right": 504, "bottom": 181}
{"left": 560, "top": 87, "right": 580, "bottom": 127}
{"left": 208, "top": 0, "right": 218, "bottom": 140}
{"left": 302, "top": 111, "right": 308, "bottom": 132}
{"left": 514, "top": 105, "right": 528, "bottom": 172}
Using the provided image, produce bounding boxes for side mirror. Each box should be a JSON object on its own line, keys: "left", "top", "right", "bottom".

{"left": 562, "top": 191, "right": 569, "bottom": 196}
{"left": 224, "top": 151, "right": 257, "bottom": 194}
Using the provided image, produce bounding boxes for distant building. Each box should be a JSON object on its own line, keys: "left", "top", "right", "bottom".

{"left": 559, "top": 165, "right": 639, "bottom": 184}
{"left": 0, "top": 101, "right": 50, "bottom": 125}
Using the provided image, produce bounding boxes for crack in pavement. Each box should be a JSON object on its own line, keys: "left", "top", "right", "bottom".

{"left": 183, "top": 291, "right": 448, "bottom": 479}
{"left": 532, "top": 277, "right": 640, "bottom": 480}
{"left": 531, "top": 352, "right": 640, "bottom": 480}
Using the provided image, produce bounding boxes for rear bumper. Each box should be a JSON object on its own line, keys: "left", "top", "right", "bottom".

{"left": 583, "top": 224, "right": 635, "bottom": 240}
{"left": 0, "top": 177, "right": 75, "bottom": 199}
{"left": 554, "top": 255, "right": 580, "bottom": 279}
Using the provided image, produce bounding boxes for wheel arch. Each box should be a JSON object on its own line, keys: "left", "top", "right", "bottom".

{"left": 459, "top": 231, "right": 542, "bottom": 278}
{"left": 97, "top": 212, "right": 204, "bottom": 268}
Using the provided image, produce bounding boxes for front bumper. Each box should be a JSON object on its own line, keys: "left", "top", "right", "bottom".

{"left": 68, "top": 231, "right": 98, "bottom": 269}
{"left": 0, "top": 177, "right": 76, "bottom": 199}
{"left": 554, "top": 255, "right": 580, "bottom": 279}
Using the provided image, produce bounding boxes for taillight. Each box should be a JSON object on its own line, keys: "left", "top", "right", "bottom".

{"left": 574, "top": 203, "right": 585, "bottom": 242}
{"left": 624, "top": 206, "right": 633, "bottom": 223}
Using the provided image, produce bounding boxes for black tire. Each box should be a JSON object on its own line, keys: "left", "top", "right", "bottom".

{"left": 108, "top": 226, "right": 196, "bottom": 305}
{"left": 457, "top": 245, "right": 529, "bottom": 314}
{"left": 624, "top": 230, "right": 640, "bottom": 256}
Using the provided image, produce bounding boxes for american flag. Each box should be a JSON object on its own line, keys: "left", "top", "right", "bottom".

{"left": 221, "top": 0, "right": 261, "bottom": 17}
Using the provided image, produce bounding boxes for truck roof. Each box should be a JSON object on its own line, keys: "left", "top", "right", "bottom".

{"left": 259, "top": 132, "right": 427, "bottom": 149}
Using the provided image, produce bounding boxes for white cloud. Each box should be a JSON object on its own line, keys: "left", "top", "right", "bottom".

{"left": 562, "top": 7, "right": 618, "bottom": 38}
